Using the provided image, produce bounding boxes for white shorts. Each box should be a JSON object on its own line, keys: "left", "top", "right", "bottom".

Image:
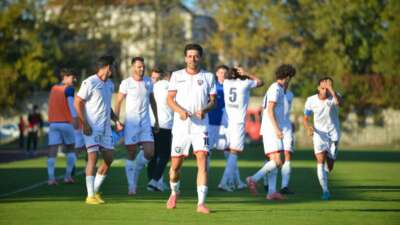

{"left": 48, "top": 123, "right": 75, "bottom": 146}
{"left": 171, "top": 132, "right": 209, "bottom": 157}
{"left": 208, "top": 125, "right": 228, "bottom": 151}
{"left": 282, "top": 128, "right": 294, "bottom": 152}
{"left": 313, "top": 129, "right": 340, "bottom": 160}
{"left": 74, "top": 129, "right": 85, "bottom": 149}
{"left": 84, "top": 131, "right": 114, "bottom": 153}
{"left": 227, "top": 123, "right": 245, "bottom": 151}
{"left": 262, "top": 131, "right": 284, "bottom": 156}
{"left": 124, "top": 120, "right": 154, "bottom": 145}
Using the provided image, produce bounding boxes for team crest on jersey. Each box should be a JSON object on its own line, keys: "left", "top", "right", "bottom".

{"left": 197, "top": 79, "right": 204, "bottom": 86}
{"left": 175, "top": 147, "right": 183, "bottom": 154}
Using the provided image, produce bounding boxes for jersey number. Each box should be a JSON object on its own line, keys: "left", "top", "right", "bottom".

{"left": 229, "top": 87, "right": 237, "bottom": 102}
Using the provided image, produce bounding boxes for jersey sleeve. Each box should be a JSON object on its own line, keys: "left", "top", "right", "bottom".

{"left": 77, "top": 80, "right": 91, "bottom": 101}
{"left": 266, "top": 85, "right": 279, "bottom": 103}
{"left": 304, "top": 98, "right": 313, "bottom": 116}
{"left": 64, "top": 86, "right": 75, "bottom": 97}
{"left": 168, "top": 72, "right": 177, "bottom": 92}
{"left": 119, "top": 80, "right": 127, "bottom": 95}
{"left": 148, "top": 80, "right": 154, "bottom": 94}
{"left": 209, "top": 74, "right": 217, "bottom": 95}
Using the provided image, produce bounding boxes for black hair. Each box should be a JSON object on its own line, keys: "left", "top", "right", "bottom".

{"left": 151, "top": 67, "right": 164, "bottom": 74}
{"left": 96, "top": 55, "right": 115, "bottom": 70}
{"left": 275, "top": 64, "right": 296, "bottom": 80}
{"left": 226, "top": 67, "right": 247, "bottom": 80}
{"left": 216, "top": 65, "right": 229, "bottom": 72}
{"left": 184, "top": 43, "right": 203, "bottom": 57}
{"left": 131, "top": 56, "right": 144, "bottom": 65}
{"left": 318, "top": 76, "right": 333, "bottom": 85}
{"left": 60, "top": 68, "right": 76, "bottom": 78}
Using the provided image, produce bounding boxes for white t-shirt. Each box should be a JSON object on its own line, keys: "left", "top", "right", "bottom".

{"left": 282, "top": 91, "right": 294, "bottom": 130}
{"left": 223, "top": 79, "right": 257, "bottom": 124}
{"left": 119, "top": 76, "right": 153, "bottom": 124}
{"left": 77, "top": 74, "right": 114, "bottom": 135}
{"left": 150, "top": 80, "right": 173, "bottom": 129}
{"left": 168, "top": 69, "right": 216, "bottom": 134}
{"left": 304, "top": 94, "right": 340, "bottom": 133}
{"left": 260, "top": 82, "right": 285, "bottom": 135}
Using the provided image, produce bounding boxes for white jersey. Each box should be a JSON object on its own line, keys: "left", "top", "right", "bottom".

{"left": 282, "top": 91, "right": 294, "bottom": 130}
{"left": 119, "top": 76, "right": 153, "bottom": 124}
{"left": 260, "top": 82, "right": 285, "bottom": 135}
{"left": 223, "top": 79, "right": 257, "bottom": 124}
{"left": 77, "top": 74, "right": 114, "bottom": 135}
{"left": 168, "top": 69, "right": 216, "bottom": 134}
{"left": 304, "top": 94, "right": 340, "bottom": 133}
{"left": 150, "top": 80, "right": 173, "bottom": 129}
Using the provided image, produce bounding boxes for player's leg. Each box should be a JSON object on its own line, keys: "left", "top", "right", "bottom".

{"left": 61, "top": 124, "right": 77, "bottom": 183}
{"left": 194, "top": 151, "right": 210, "bottom": 214}
{"left": 92, "top": 148, "right": 113, "bottom": 203}
{"left": 265, "top": 152, "right": 284, "bottom": 200}
{"left": 47, "top": 124, "right": 61, "bottom": 185}
{"left": 166, "top": 156, "right": 183, "bottom": 209}
{"left": 315, "top": 151, "right": 329, "bottom": 200}
{"left": 125, "top": 144, "right": 137, "bottom": 195}
{"left": 280, "top": 150, "right": 293, "bottom": 194}
{"left": 149, "top": 129, "right": 172, "bottom": 191}
{"left": 85, "top": 149, "right": 99, "bottom": 204}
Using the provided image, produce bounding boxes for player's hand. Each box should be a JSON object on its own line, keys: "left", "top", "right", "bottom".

{"left": 194, "top": 110, "right": 205, "bottom": 119}
{"left": 72, "top": 117, "right": 79, "bottom": 129}
{"left": 179, "top": 110, "right": 189, "bottom": 120}
{"left": 306, "top": 126, "right": 314, "bottom": 137}
{"left": 275, "top": 128, "right": 283, "bottom": 139}
{"left": 115, "top": 121, "right": 124, "bottom": 132}
{"left": 153, "top": 122, "right": 160, "bottom": 133}
{"left": 83, "top": 120, "right": 92, "bottom": 136}
{"left": 236, "top": 67, "right": 246, "bottom": 76}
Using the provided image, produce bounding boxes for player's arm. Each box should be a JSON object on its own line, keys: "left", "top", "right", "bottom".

{"left": 325, "top": 80, "right": 342, "bottom": 106}
{"left": 267, "top": 101, "right": 283, "bottom": 139}
{"left": 113, "top": 92, "right": 125, "bottom": 131}
{"left": 236, "top": 67, "right": 264, "bottom": 87}
{"left": 110, "top": 108, "right": 124, "bottom": 132}
{"left": 150, "top": 93, "right": 159, "bottom": 132}
{"left": 195, "top": 94, "right": 216, "bottom": 119}
{"left": 167, "top": 91, "right": 189, "bottom": 120}
{"left": 303, "top": 112, "right": 313, "bottom": 137}
{"left": 74, "top": 96, "right": 92, "bottom": 135}
{"left": 65, "top": 87, "right": 79, "bottom": 129}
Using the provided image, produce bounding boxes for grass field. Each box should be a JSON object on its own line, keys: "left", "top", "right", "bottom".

{"left": 0, "top": 143, "right": 399, "bottom": 225}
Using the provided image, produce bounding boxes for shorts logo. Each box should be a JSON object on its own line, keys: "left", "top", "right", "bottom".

{"left": 197, "top": 80, "right": 204, "bottom": 86}
{"left": 175, "top": 147, "right": 183, "bottom": 154}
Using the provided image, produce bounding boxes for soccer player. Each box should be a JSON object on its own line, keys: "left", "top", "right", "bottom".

{"left": 147, "top": 71, "right": 173, "bottom": 192}
{"left": 74, "top": 55, "right": 123, "bottom": 204}
{"left": 303, "top": 77, "right": 341, "bottom": 200}
{"left": 246, "top": 64, "right": 296, "bottom": 200}
{"left": 114, "top": 56, "right": 159, "bottom": 195}
{"left": 262, "top": 82, "right": 295, "bottom": 195}
{"left": 220, "top": 67, "right": 263, "bottom": 192}
{"left": 166, "top": 43, "right": 216, "bottom": 214}
{"left": 47, "top": 68, "right": 78, "bottom": 185}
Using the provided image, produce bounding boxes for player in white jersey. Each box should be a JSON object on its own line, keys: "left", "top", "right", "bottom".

{"left": 166, "top": 44, "right": 216, "bottom": 214}
{"left": 303, "top": 77, "right": 342, "bottom": 200}
{"left": 247, "top": 64, "right": 296, "bottom": 201}
{"left": 114, "top": 57, "right": 159, "bottom": 195}
{"left": 262, "top": 83, "right": 295, "bottom": 195}
{"left": 147, "top": 71, "right": 174, "bottom": 192}
{"left": 74, "top": 55, "right": 123, "bottom": 204}
{"left": 219, "top": 67, "right": 263, "bottom": 192}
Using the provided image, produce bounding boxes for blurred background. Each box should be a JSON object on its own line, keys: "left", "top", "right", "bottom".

{"left": 0, "top": 0, "right": 399, "bottom": 149}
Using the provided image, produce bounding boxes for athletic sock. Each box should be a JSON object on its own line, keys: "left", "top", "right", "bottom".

{"left": 94, "top": 173, "right": 106, "bottom": 193}
{"left": 197, "top": 185, "right": 208, "bottom": 205}
{"left": 65, "top": 153, "right": 77, "bottom": 178}
{"left": 252, "top": 160, "right": 277, "bottom": 182}
{"left": 86, "top": 176, "right": 95, "bottom": 197}
{"left": 317, "top": 163, "right": 329, "bottom": 192}
{"left": 170, "top": 181, "right": 180, "bottom": 195}
{"left": 281, "top": 161, "right": 291, "bottom": 188}
{"left": 267, "top": 168, "right": 278, "bottom": 195}
{"left": 47, "top": 157, "right": 56, "bottom": 180}
{"left": 125, "top": 160, "right": 135, "bottom": 187}
{"left": 226, "top": 153, "right": 237, "bottom": 185}
{"left": 263, "top": 160, "right": 269, "bottom": 187}
{"left": 133, "top": 150, "right": 149, "bottom": 186}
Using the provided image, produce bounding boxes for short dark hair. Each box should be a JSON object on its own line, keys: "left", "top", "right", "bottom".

{"left": 184, "top": 43, "right": 203, "bottom": 57}
{"left": 60, "top": 68, "right": 76, "bottom": 78}
{"left": 96, "top": 55, "right": 115, "bottom": 70}
{"left": 318, "top": 76, "right": 333, "bottom": 85}
{"left": 131, "top": 56, "right": 144, "bottom": 65}
{"left": 216, "top": 65, "right": 229, "bottom": 72}
{"left": 151, "top": 67, "right": 163, "bottom": 74}
{"left": 275, "top": 64, "right": 296, "bottom": 80}
{"left": 160, "top": 71, "right": 171, "bottom": 80}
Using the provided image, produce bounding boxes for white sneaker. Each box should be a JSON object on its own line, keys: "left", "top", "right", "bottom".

{"left": 236, "top": 181, "right": 247, "bottom": 190}
{"left": 218, "top": 183, "right": 234, "bottom": 192}
{"left": 158, "top": 179, "right": 169, "bottom": 191}
{"left": 147, "top": 179, "right": 160, "bottom": 192}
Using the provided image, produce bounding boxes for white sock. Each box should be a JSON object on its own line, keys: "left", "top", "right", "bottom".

{"left": 267, "top": 168, "right": 278, "bottom": 195}
{"left": 234, "top": 159, "right": 243, "bottom": 184}
{"left": 133, "top": 151, "right": 149, "bottom": 185}
{"left": 47, "top": 157, "right": 56, "bottom": 180}
{"left": 263, "top": 160, "right": 268, "bottom": 187}
{"left": 125, "top": 160, "right": 135, "bottom": 187}
{"left": 86, "top": 176, "right": 95, "bottom": 197}
{"left": 94, "top": 173, "right": 106, "bottom": 193}
{"left": 252, "top": 160, "right": 277, "bottom": 182}
{"left": 65, "top": 153, "right": 76, "bottom": 178}
{"left": 226, "top": 153, "right": 237, "bottom": 185}
{"left": 281, "top": 161, "right": 291, "bottom": 188}
{"left": 170, "top": 181, "right": 180, "bottom": 195}
{"left": 197, "top": 185, "right": 208, "bottom": 205}
{"left": 317, "top": 163, "right": 329, "bottom": 192}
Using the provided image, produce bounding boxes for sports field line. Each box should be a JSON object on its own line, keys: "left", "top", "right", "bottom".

{"left": 0, "top": 158, "right": 123, "bottom": 199}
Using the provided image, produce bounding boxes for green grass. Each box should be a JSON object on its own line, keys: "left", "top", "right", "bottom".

{"left": 0, "top": 144, "right": 399, "bottom": 225}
